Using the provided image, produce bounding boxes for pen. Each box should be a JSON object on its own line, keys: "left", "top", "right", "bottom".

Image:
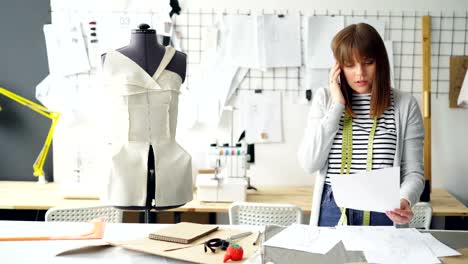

{"left": 227, "top": 231, "right": 252, "bottom": 242}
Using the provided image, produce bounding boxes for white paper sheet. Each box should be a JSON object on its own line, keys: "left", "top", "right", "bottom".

{"left": 338, "top": 227, "right": 441, "bottom": 264}
{"left": 337, "top": 225, "right": 396, "bottom": 251}
{"left": 193, "top": 50, "right": 238, "bottom": 127}
{"left": 225, "top": 14, "right": 301, "bottom": 70}
{"left": 263, "top": 224, "right": 341, "bottom": 254}
{"left": 364, "top": 228, "right": 441, "bottom": 264}
{"left": 43, "top": 23, "right": 91, "bottom": 76}
{"left": 346, "top": 17, "right": 386, "bottom": 40}
{"left": 192, "top": 22, "right": 239, "bottom": 127}
{"left": 305, "top": 16, "right": 344, "bottom": 69}
{"left": 262, "top": 14, "right": 302, "bottom": 68}
{"left": 241, "top": 91, "right": 283, "bottom": 143}
{"left": 225, "top": 15, "right": 262, "bottom": 69}
{"left": 457, "top": 69, "right": 468, "bottom": 107}
{"left": 419, "top": 233, "right": 461, "bottom": 257}
{"left": 329, "top": 166, "right": 400, "bottom": 213}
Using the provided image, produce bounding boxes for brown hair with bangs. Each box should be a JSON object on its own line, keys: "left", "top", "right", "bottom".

{"left": 331, "top": 23, "right": 391, "bottom": 118}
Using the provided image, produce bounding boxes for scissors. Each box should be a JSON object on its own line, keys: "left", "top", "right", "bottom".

{"left": 203, "top": 231, "right": 252, "bottom": 253}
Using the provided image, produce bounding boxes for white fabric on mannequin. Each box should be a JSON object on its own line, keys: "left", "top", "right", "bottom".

{"left": 102, "top": 46, "right": 193, "bottom": 207}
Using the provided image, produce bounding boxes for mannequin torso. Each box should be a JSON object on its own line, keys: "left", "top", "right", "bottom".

{"left": 101, "top": 24, "right": 192, "bottom": 214}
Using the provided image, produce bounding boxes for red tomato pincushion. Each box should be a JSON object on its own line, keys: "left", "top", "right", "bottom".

{"left": 223, "top": 243, "right": 243, "bottom": 262}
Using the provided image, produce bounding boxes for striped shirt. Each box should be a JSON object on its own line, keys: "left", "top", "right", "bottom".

{"left": 325, "top": 93, "right": 396, "bottom": 185}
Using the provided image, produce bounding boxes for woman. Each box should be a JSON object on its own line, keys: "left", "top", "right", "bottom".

{"left": 298, "top": 23, "right": 425, "bottom": 226}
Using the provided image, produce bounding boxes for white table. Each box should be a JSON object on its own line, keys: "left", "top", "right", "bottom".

{"left": 0, "top": 221, "right": 262, "bottom": 264}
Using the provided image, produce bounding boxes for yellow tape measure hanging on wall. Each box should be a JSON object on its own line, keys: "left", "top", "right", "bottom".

{"left": 338, "top": 112, "right": 377, "bottom": 226}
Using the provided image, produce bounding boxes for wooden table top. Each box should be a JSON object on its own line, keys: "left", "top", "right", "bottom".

{"left": 0, "top": 181, "right": 466, "bottom": 216}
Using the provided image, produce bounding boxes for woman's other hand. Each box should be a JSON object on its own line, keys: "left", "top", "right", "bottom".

{"left": 385, "top": 199, "right": 414, "bottom": 225}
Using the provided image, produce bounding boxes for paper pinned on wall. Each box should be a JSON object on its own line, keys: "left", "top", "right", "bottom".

{"left": 43, "top": 23, "right": 90, "bottom": 76}
{"left": 262, "top": 14, "right": 302, "bottom": 68}
{"left": 457, "top": 69, "right": 468, "bottom": 107}
{"left": 192, "top": 24, "right": 239, "bottom": 127}
{"left": 225, "top": 14, "right": 302, "bottom": 70}
{"left": 329, "top": 166, "right": 400, "bottom": 213}
{"left": 241, "top": 91, "right": 283, "bottom": 144}
{"left": 225, "top": 15, "right": 263, "bottom": 69}
{"left": 305, "top": 16, "right": 344, "bottom": 69}
{"left": 346, "top": 17, "right": 386, "bottom": 40}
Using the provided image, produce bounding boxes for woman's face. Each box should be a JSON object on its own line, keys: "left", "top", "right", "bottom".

{"left": 342, "top": 55, "right": 376, "bottom": 94}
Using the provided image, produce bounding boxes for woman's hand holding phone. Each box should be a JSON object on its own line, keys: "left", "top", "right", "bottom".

{"left": 329, "top": 62, "right": 345, "bottom": 105}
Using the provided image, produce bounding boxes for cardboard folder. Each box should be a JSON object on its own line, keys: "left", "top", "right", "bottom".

{"left": 109, "top": 228, "right": 260, "bottom": 264}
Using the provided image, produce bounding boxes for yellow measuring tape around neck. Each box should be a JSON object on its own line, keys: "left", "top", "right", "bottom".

{"left": 338, "top": 113, "right": 377, "bottom": 226}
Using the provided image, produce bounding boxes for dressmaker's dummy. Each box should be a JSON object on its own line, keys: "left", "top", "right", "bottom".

{"left": 101, "top": 24, "right": 192, "bottom": 211}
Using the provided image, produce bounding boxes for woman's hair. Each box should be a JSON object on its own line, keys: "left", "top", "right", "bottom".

{"left": 331, "top": 23, "right": 391, "bottom": 118}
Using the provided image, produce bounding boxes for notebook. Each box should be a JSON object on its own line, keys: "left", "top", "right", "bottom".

{"left": 148, "top": 222, "right": 219, "bottom": 244}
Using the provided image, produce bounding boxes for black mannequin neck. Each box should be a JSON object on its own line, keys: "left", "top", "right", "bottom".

{"left": 128, "top": 32, "right": 165, "bottom": 53}
{"left": 117, "top": 32, "right": 166, "bottom": 75}
{"left": 102, "top": 26, "right": 187, "bottom": 82}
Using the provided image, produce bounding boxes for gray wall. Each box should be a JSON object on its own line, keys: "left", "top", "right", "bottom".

{"left": 0, "top": 0, "right": 52, "bottom": 181}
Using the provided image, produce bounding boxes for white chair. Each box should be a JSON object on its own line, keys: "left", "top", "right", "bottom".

{"left": 229, "top": 202, "right": 303, "bottom": 226}
{"left": 409, "top": 202, "right": 432, "bottom": 230}
{"left": 45, "top": 206, "right": 123, "bottom": 223}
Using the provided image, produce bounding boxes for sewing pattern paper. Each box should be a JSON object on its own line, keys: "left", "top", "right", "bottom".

{"left": 43, "top": 23, "right": 90, "bottom": 76}
{"left": 305, "top": 16, "right": 344, "bottom": 69}
{"left": 241, "top": 91, "right": 283, "bottom": 144}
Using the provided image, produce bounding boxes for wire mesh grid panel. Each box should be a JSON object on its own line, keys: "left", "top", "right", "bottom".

{"left": 175, "top": 9, "right": 468, "bottom": 98}
{"left": 48, "top": 8, "right": 468, "bottom": 98}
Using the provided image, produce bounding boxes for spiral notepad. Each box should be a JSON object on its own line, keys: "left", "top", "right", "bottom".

{"left": 148, "top": 222, "right": 219, "bottom": 244}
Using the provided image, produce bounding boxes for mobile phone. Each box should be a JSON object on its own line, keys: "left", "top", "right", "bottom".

{"left": 339, "top": 71, "right": 346, "bottom": 93}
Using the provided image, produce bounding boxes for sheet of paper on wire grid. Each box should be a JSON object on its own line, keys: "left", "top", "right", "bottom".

{"left": 263, "top": 224, "right": 341, "bottom": 254}
{"left": 329, "top": 166, "right": 400, "bottom": 213}
{"left": 305, "top": 16, "right": 344, "bottom": 69}
{"left": 225, "top": 15, "right": 263, "bottom": 69}
{"left": 261, "top": 14, "right": 302, "bottom": 68}
{"left": 192, "top": 31, "right": 239, "bottom": 126}
{"left": 337, "top": 226, "right": 446, "bottom": 264}
{"left": 43, "top": 23, "right": 90, "bottom": 76}
{"left": 346, "top": 17, "right": 386, "bottom": 40}
{"left": 457, "top": 69, "right": 468, "bottom": 107}
{"left": 241, "top": 91, "right": 283, "bottom": 143}
{"left": 225, "top": 14, "right": 302, "bottom": 69}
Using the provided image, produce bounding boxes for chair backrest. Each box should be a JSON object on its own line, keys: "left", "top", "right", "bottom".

{"left": 45, "top": 206, "right": 123, "bottom": 223}
{"left": 409, "top": 202, "right": 432, "bottom": 230}
{"left": 229, "top": 202, "right": 303, "bottom": 226}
